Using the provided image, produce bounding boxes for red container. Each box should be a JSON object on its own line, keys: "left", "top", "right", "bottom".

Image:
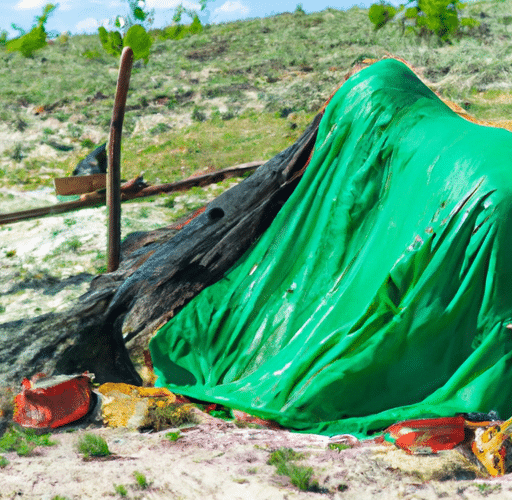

{"left": 13, "top": 373, "right": 92, "bottom": 429}
{"left": 382, "top": 416, "right": 466, "bottom": 454}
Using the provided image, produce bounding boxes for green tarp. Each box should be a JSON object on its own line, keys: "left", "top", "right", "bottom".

{"left": 149, "top": 59, "right": 512, "bottom": 437}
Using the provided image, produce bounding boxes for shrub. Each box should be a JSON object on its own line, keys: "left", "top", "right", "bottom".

{"left": 76, "top": 433, "right": 111, "bottom": 458}
{"left": 114, "top": 484, "right": 127, "bottom": 496}
{"left": 98, "top": 0, "right": 153, "bottom": 63}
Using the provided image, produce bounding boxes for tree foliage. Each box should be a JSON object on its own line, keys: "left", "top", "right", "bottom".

{"left": 98, "top": 0, "right": 153, "bottom": 63}
{"left": 98, "top": 0, "right": 209, "bottom": 60}
{"left": 159, "top": 1, "right": 207, "bottom": 41}
{"left": 369, "top": 0, "right": 479, "bottom": 41}
{"left": 6, "top": 3, "right": 57, "bottom": 57}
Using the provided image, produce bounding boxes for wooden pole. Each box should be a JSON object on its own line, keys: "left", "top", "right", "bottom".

{"left": 0, "top": 161, "right": 265, "bottom": 226}
{"left": 107, "top": 47, "right": 133, "bottom": 272}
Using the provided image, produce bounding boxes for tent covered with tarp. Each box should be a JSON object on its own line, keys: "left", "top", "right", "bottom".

{"left": 149, "top": 58, "right": 512, "bottom": 437}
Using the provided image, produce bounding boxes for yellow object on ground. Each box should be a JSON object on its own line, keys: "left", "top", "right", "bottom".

{"left": 471, "top": 417, "right": 512, "bottom": 476}
{"left": 97, "top": 383, "right": 181, "bottom": 430}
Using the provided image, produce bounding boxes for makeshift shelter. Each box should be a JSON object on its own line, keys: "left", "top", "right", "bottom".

{"left": 149, "top": 58, "right": 512, "bottom": 437}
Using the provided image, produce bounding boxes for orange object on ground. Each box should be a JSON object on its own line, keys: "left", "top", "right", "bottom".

{"left": 381, "top": 416, "right": 466, "bottom": 454}
{"left": 13, "top": 373, "right": 92, "bottom": 429}
{"left": 471, "top": 416, "right": 512, "bottom": 476}
{"left": 97, "top": 382, "right": 180, "bottom": 429}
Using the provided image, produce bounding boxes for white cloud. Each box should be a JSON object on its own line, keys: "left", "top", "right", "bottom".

{"left": 214, "top": 1, "right": 249, "bottom": 15}
{"left": 75, "top": 17, "right": 100, "bottom": 33}
{"left": 145, "top": 0, "right": 201, "bottom": 10}
{"left": 14, "top": 0, "right": 73, "bottom": 11}
{"left": 13, "top": 0, "right": 46, "bottom": 10}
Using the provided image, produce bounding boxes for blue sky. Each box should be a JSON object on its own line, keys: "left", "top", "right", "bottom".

{"left": 3, "top": 0, "right": 371, "bottom": 37}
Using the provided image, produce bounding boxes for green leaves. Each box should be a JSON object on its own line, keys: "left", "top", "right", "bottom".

{"left": 7, "top": 25, "right": 47, "bottom": 58}
{"left": 6, "top": 3, "right": 57, "bottom": 58}
{"left": 98, "top": 26, "right": 123, "bottom": 58}
{"left": 98, "top": 25, "right": 152, "bottom": 64}
{"left": 124, "top": 25, "right": 152, "bottom": 64}
{"left": 417, "top": 0, "right": 459, "bottom": 39}
{"left": 97, "top": 1, "right": 208, "bottom": 64}
{"left": 369, "top": 3, "right": 397, "bottom": 30}
{"left": 368, "top": 0, "right": 479, "bottom": 41}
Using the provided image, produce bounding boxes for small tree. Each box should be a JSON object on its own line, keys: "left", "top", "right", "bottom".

{"left": 369, "top": 0, "right": 479, "bottom": 41}
{"left": 98, "top": 0, "right": 153, "bottom": 64}
{"left": 159, "top": 1, "right": 208, "bottom": 40}
{"left": 6, "top": 3, "right": 57, "bottom": 57}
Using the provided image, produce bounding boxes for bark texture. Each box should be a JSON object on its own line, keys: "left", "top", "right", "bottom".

{"left": 0, "top": 113, "right": 322, "bottom": 387}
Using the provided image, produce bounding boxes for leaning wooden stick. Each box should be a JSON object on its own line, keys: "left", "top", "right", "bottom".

{"left": 0, "top": 161, "right": 265, "bottom": 226}
{"left": 107, "top": 46, "right": 133, "bottom": 272}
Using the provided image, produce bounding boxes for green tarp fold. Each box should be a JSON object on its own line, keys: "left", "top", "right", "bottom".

{"left": 150, "top": 59, "right": 512, "bottom": 436}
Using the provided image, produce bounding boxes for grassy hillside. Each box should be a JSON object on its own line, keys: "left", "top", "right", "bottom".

{"left": 1, "top": 1, "right": 512, "bottom": 190}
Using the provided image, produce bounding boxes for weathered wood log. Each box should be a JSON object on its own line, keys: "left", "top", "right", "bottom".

{"left": 0, "top": 112, "right": 322, "bottom": 388}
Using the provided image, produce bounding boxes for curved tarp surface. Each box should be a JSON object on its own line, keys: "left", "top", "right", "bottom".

{"left": 150, "top": 59, "right": 512, "bottom": 437}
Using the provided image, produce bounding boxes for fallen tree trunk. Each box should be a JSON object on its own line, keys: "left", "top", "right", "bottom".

{"left": 0, "top": 113, "right": 322, "bottom": 388}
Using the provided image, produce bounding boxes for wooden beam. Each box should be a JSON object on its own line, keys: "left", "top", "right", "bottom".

{"left": 107, "top": 46, "right": 133, "bottom": 272}
{"left": 0, "top": 161, "right": 265, "bottom": 226}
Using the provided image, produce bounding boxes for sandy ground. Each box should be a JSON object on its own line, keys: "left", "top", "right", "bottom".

{"left": 1, "top": 416, "right": 512, "bottom": 500}
{"left": 3, "top": 188, "right": 512, "bottom": 499}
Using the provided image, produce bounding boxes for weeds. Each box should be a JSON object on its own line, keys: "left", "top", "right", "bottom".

{"left": 0, "top": 425, "right": 57, "bottom": 456}
{"left": 113, "top": 483, "right": 128, "bottom": 496}
{"left": 133, "top": 470, "right": 149, "bottom": 489}
{"left": 76, "top": 433, "right": 111, "bottom": 459}
{"left": 0, "top": 455, "right": 9, "bottom": 468}
{"left": 0, "top": 386, "right": 15, "bottom": 421}
{"left": 147, "top": 403, "right": 197, "bottom": 431}
{"left": 267, "top": 447, "right": 320, "bottom": 491}
{"left": 474, "top": 482, "right": 501, "bottom": 495}
{"left": 165, "top": 431, "right": 182, "bottom": 442}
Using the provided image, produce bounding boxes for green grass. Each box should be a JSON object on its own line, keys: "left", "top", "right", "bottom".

{"left": 133, "top": 470, "right": 149, "bottom": 489}
{"left": 328, "top": 442, "right": 350, "bottom": 452}
{"left": 76, "top": 433, "right": 111, "bottom": 458}
{"left": 0, "top": 425, "right": 57, "bottom": 456}
{"left": 113, "top": 484, "right": 128, "bottom": 496}
{"left": 267, "top": 447, "right": 320, "bottom": 492}
{"left": 0, "top": 455, "right": 9, "bottom": 468}
{"left": 165, "top": 431, "right": 182, "bottom": 442}
{"left": 1, "top": 1, "right": 511, "bottom": 192}
{"left": 148, "top": 403, "right": 197, "bottom": 431}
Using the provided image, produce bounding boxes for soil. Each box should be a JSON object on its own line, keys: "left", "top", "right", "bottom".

{"left": 0, "top": 416, "right": 510, "bottom": 500}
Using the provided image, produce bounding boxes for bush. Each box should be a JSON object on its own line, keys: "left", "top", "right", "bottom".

{"left": 76, "top": 433, "right": 111, "bottom": 458}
